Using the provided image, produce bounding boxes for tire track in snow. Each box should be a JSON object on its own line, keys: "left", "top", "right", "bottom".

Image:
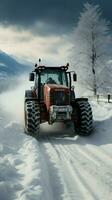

{"left": 49, "top": 139, "right": 99, "bottom": 200}
{"left": 40, "top": 138, "right": 83, "bottom": 200}
{"left": 49, "top": 138, "right": 112, "bottom": 200}
{"left": 15, "top": 137, "right": 64, "bottom": 200}
{"left": 59, "top": 142, "right": 112, "bottom": 199}
{"left": 38, "top": 141, "right": 65, "bottom": 200}
{"left": 15, "top": 138, "right": 43, "bottom": 200}
{"left": 69, "top": 142, "right": 112, "bottom": 190}
{"left": 79, "top": 145, "right": 112, "bottom": 169}
{"left": 66, "top": 143, "right": 112, "bottom": 171}
{"left": 42, "top": 137, "right": 100, "bottom": 200}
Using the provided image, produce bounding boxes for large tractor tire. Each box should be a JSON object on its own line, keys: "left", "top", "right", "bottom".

{"left": 24, "top": 100, "right": 40, "bottom": 138}
{"left": 73, "top": 100, "right": 93, "bottom": 136}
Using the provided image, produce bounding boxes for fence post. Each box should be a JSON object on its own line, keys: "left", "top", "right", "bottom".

{"left": 97, "top": 94, "right": 99, "bottom": 103}
{"left": 108, "top": 94, "right": 110, "bottom": 103}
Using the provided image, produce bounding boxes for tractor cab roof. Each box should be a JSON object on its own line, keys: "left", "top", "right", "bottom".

{"left": 33, "top": 63, "right": 69, "bottom": 73}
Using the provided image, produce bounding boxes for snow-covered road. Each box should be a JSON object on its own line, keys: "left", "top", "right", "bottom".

{"left": 0, "top": 101, "right": 112, "bottom": 200}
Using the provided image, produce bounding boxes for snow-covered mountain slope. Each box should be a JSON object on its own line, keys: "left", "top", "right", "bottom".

{"left": 0, "top": 50, "right": 30, "bottom": 92}
{"left": 0, "top": 50, "right": 29, "bottom": 77}
{"left": 0, "top": 87, "right": 112, "bottom": 200}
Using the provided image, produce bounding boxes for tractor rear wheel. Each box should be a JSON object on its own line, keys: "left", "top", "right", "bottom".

{"left": 24, "top": 101, "right": 40, "bottom": 138}
{"left": 73, "top": 100, "right": 93, "bottom": 136}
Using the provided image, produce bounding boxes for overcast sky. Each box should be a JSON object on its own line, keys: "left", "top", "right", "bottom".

{"left": 0, "top": 0, "right": 111, "bottom": 64}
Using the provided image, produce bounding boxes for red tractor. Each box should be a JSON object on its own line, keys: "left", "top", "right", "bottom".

{"left": 24, "top": 61, "right": 93, "bottom": 138}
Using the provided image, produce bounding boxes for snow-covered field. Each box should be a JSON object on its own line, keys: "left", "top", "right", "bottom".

{"left": 0, "top": 88, "right": 112, "bottom": 200}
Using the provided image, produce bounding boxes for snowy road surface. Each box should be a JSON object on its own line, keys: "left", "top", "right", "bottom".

{"left": 0, "top": 100, "right": 112, "bottom": 200}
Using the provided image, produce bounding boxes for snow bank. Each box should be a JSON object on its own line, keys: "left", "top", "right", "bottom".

{"left": 0, "top": 119, "right": 42, "bottom": 200}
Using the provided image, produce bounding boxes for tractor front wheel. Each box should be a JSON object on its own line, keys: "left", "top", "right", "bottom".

{"left": 73, "top": 100, "right": 93, "bottom": 136}
{"left": 24, "top": 101, "right": 40, "bottom": 138}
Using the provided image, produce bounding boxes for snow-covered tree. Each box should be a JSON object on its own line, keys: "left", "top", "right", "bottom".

{"left": 71, "top": 3, "right": 111, "bottom": 95}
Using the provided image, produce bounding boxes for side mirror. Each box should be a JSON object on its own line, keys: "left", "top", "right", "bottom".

{"left": 73, "top": 73, "right": 77, "bottom": 81}
{"left": 29, "top": 73, "right": 34, "bottom": 81}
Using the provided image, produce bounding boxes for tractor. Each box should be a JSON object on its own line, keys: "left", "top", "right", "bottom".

{"left": 24, "top": 60, "right": 93, "bottom": 138}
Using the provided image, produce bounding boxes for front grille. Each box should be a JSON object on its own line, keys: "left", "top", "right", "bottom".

{"left": 50, "top": 91, "right": 70, "bottom": 105}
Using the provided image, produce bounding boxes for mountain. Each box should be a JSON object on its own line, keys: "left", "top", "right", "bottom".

{"left": 0, "top": 50, "right": 30, "bottom": 78}
{"left": 0, "top": 50, "right": 31, "bottom": 92}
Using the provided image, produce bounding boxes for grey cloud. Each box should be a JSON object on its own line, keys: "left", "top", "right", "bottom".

{"left": 0, "top": 0, "right": 79, "bottom": 23}
{"left": 0, "top": 0, "right": 111, "bottom": 35}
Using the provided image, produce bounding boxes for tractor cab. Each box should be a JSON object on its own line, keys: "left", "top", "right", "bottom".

{"left": 29, "top": 64, "right": 77, "bottom": 102}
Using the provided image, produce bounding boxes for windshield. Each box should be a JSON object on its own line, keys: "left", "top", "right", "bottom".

{"left": 40, "top": 69, "right": 68, "bottom": 86}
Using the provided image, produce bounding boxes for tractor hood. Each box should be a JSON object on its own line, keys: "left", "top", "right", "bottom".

{"left": 44, "top": 84, "right": 70, "bottom": 111}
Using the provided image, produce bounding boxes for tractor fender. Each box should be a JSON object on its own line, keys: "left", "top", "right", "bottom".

{"left": 25, "top": 90, "right": 33, "bottom": 98}
{"left": 25, "top": 90, "right": 38, "bottom": 102}
{"left": 75, "top": 98, "right": 88, "bottom": 102}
